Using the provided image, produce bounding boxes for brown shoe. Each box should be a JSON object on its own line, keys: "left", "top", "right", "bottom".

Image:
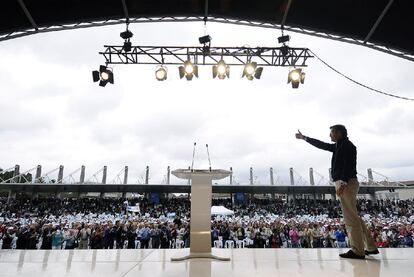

{"left": 339, "top": 250, "right": 365, "bottom": 260}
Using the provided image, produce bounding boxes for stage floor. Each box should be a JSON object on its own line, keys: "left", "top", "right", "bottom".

{"left": 0, "top": 248, "right": 412, "bottom": 277}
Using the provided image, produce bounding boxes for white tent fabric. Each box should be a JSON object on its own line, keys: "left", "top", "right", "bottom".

{"left": 211, "top": 206, "right": 234, "bottom": 216}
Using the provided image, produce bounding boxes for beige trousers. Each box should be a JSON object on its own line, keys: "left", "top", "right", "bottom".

{"left": 337, "top": 178, "right": 377, "bottom": 256}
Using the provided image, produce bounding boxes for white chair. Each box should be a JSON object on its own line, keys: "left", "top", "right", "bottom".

{"left": 244, "top": 238, "right": 253, "bottom": 247}
{"left": 214, "top": 240, "right": 223, "bottom": 248}
{"left": 236, "top": 240, "right": 245, "bottom": 248}
{"left": 175, "top": 240, "right": 185, "bottom": 249}
{"left": 225, "top": 240, "right": 235, "bottom": 248}
{"left": 135, "top": 240, "right": 141, "bottom": 249}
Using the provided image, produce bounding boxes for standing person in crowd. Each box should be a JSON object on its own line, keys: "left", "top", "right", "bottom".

{"left": 139, "top": 224, "right": 151, "bottom": 249}
{"left": 335, "top": 226, "right": 347, "bottom": 248}
{"left": 1, "top": 228, "right": 14, "bottom": 249}
{"left": 108, "top": 224, "right": 117, "bottom": 249}
{"left": 160, "top": 223, "right": 170, "bottom": 249}
{"left": 16, "top": 227, "right": 29, "bottom": 249}
{"left": 28, "top": 227, "right": 38, "bottom": 249}
{"left": 78, "top": 223, "right": 91, "bottom": 249}
{"left": 52, "top": 226, "right": 63, "bottom": 250}
{"left": 115, "top": 222, "right": 126, "bottom": 249}
{"left": 296, "top": 125, "right": 379, "bottom": 259}
{"left": 90, "top": 225, "right": 104, "bottom": 249}
{"left": 289, "top": 226, "right": 300, "bottom": 248}
{"left": 126, "top": 224, "right": 137, "bottom": 249}
{"left": 150, "top": 224, "right": 161, "bottom": 249}
{"left": 41, "top": 225, "right": 53, "bottom": 249}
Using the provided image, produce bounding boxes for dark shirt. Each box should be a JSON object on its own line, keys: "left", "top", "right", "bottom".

{"left": 305, "top": 137, "right": 357, "bottom": 182}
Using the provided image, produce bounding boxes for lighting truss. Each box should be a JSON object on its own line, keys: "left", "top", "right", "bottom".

{"left": 99, "top": 45, "right": 313, "bottom": 67}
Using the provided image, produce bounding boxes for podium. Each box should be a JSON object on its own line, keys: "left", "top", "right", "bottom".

{"left": 171, "top": 169, "right": 231, "bottom": 261}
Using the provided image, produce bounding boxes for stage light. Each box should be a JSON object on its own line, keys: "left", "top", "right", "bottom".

{"left": 185, "top": 63, "right": 194, "bottom": 74}
{"left": 179, "top": 60, "right": 198, "bottom": 81}
{"left": 242, "top": 62, "right": 263, "bottom": 81}
{"left": 92, "top": 65, "right": 114, "bottom": 87}
{"left": 155, "top": 66, "right": 167, "bottom": 81}
{"left": 288, "top": 68, "right": 305, "bottom": 88}
{"left": 100, "top": 71, "right": 109, "bottom": 81}
{"left": 278, "top": 35, "right": 290, "bottom": 44}
{"left": 199, "top": 35, "right": 211, "bottom": 45}
{"left": 213, "top": 60, "right": 230, "bottom": 79}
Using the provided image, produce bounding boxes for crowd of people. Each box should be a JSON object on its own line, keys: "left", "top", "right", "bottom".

{"left": 0, "top": 196, "right": 413, "bottom": 250}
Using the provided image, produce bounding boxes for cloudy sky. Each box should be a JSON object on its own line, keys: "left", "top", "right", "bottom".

{"left": 0, "top": 22, "right": 413, "bottom": 185}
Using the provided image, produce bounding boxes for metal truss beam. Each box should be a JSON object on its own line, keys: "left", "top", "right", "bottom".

{"left": 100, "top": 45, "right": 313, "bottom": 67}
{"left": 0, "top": 16, "right": 413, "bottom": 62}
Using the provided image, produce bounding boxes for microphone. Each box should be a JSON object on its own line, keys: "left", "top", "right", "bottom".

{"left": 206, "top": 144, "right": 212, "bottom": 172}
{"left": 191, "top": 142, "right": 196, "bottom": 172}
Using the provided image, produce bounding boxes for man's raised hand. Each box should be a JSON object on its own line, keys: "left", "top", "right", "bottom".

{"left": 295, "top": 129, "right": 305, "bottom": 140}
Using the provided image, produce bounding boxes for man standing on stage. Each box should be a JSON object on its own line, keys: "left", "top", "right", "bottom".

{"left": 295, "top": 125, "right": 379, "bottom": 259}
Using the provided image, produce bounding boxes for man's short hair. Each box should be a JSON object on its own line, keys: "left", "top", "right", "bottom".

{"left": 330, "top": 124, "right": 348, "bottom": 137}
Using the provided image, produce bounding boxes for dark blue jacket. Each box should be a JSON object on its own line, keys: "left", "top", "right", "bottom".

{"left": 305, "top": 137, "right": 357, "bottom": 182}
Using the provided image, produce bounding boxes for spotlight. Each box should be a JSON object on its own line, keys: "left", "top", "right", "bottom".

{"left": 155, "top": 66, "right": 167, "bottom": 81}
{"left": 92, "top": 65, "right": 114, "bottom": 87}
{"left": 287, "top": 68, "right": 305, "bottom": 88}
{"left": 278, "top": 35, "right": 290, "bottom": 44}
{"left": 179, "top": 60, "right": 198, "bottom": 81}
{"left": 199, "top": 35, "right": 212, "bottom": 45}
{"left": 213, "top": 60, "right": 230, "bottom": 79}
{"left": 242, "top": 62, "right": 263, "bottom": 81}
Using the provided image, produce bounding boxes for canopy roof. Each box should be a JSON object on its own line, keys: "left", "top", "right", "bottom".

{"left": 0, "top": 0, "right": 412, "bottom": 61}
{"left": 211, "top": 206, "right": 235, "bottom": 216}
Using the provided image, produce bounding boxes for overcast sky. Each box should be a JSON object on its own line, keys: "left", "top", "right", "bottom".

{"left": 0, "top": 22, "right": 413, "bottom": 185}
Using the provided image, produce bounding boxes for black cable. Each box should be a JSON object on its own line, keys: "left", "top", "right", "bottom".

{"left": 309, "top": 49, "right": 414, "bottom": 101}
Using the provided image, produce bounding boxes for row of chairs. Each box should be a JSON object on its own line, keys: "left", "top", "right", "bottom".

{"left": 133, "top": 239, "right": 186, "bottom": 249}
{"left": 213, "top": 238, "right": 248, "bottom": 248}
{"left": 212, "top": 237, "right": 350, "bottom": 249}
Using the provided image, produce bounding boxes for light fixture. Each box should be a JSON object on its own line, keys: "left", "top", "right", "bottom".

{"left": 179, "top": 60, "right": 198, "bottom": 81}
{"left": 287, "top": 68, "right": 305, "bottom": 88}
{"left": 155, "top": 66, "right": 167, "bottom": 81}
{"left": 199, "top": 35, "right": 212, "bottom": 56}
{"left": 213, "top": 60, "right": 230, "bottom": 79}
{"left": 199, "top": 35, "right": 211, "bottom": 45}
{"left": 242, "top": 62, "right": 263, "bottom": 81}
{"left": 120, "top": 29, "right": 133, "bottom": 52}
{"left": 92, "top": 65, "right": 114, "bottom": 87}
{"left": 278, "top": 35, "right": 290, "bottom": 44}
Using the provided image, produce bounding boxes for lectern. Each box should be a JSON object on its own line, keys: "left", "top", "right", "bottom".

{"left": 171, "top": 168, "right": 231, "bottom": 261}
